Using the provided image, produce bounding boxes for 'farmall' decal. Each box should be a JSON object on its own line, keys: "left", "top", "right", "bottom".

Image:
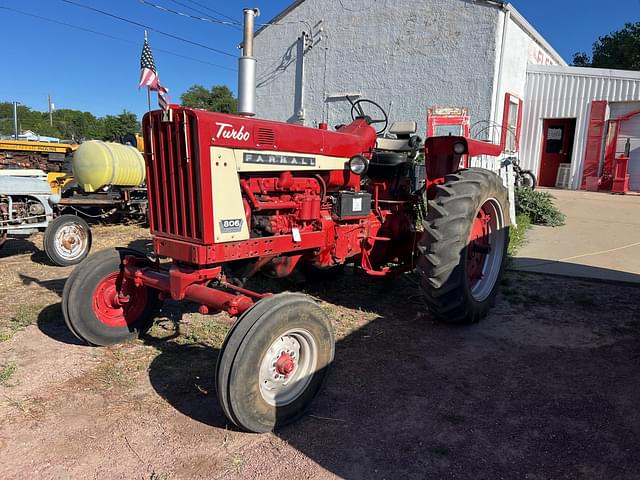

{"left": 243, "top": 153, "right": 316, "bottom": 167}
{"left": 213, "top": 122, "right": 250, "bottom": 142}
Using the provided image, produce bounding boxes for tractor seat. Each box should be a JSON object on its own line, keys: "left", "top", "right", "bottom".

{"left": 375, "top": 121, "right": 417, "bottom": 152}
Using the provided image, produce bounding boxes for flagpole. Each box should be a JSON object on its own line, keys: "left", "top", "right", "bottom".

{"left": 145, "top": 30, "right": 152, "bottom": 114}
{"left": 144, "top": 30, "right": 155, "bottom": 162}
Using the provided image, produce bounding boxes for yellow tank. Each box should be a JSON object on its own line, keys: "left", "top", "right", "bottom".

{"left": 72, "top": 141, "right": 146, "bottom": 192}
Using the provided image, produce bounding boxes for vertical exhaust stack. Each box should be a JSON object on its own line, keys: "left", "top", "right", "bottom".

{"left": 238, "top": 8, "right": 260, "bottom": 116}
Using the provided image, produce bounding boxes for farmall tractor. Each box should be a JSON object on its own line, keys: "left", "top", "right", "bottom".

{"left": 62, "top": 10, "right": 510, "bottom": 433}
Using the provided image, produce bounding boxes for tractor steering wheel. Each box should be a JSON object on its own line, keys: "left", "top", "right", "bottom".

{"left": 349, "top": 98, "right": 389, "bottom": 135}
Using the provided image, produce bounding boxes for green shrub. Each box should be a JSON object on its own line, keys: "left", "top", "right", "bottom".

{"left": 515, "top": 187, "right": 566, "bottom": 226}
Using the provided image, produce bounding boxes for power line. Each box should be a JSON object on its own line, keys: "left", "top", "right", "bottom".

{"left": 143, "top": 0, "right": 313, "bottom": 33}
{"left": 61, "top": 0, "right": 236, "bottom": 58}
{"left": 167, "top": 0, "right": 241, "bottom": 27}
{"left": 139, "top": 0, "right": 241, "bottom": 30}
{"left": 0, "top": 6, "right": 237, "bottom": 71}
{"left": 179, "top": 0, "right": 240, "bottom": 24}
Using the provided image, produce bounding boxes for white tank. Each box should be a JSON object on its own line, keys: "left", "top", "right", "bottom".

{"left": 72, "top": 141, "right": 146, "bottom": 192}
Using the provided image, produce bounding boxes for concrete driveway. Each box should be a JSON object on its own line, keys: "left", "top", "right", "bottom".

{"left": 511, "top": 188, "right": 640, "bottom": 284}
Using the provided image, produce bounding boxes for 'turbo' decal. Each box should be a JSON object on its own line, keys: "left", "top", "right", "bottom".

{"left": 243, "top": 153, "right": 316, "bottom": 167}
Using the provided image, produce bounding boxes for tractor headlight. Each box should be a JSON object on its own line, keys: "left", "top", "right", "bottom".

{"left": 453, "top": 142, "right": 466, "bottom": 155}
{"left": 349, "top": 155, "right": 369, "bottom": 175}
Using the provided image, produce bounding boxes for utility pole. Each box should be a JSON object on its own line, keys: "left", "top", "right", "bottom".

{"left": 48, "top": 94, "right": 53, "bottom": 127}
{"left": 13, "top": 101, "right": 19, "bottom": 140}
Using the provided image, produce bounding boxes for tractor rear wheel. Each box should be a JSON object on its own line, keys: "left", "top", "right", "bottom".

{"left": 64, "top": 248, "right": 158, "bottom": 346}
{"left": 418, "top": 168, "right": 509, "bottom": 324}
{"left": 216, "top": 293, "right": 335, "bottom": 433}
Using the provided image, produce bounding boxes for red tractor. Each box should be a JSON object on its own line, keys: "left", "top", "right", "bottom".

{"left": 62, "top": 96, "right": 510, "bottom": 432}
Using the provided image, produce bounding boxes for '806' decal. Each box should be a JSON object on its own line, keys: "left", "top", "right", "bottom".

{"left": 219, "top": 218, "right": 244, "bottom": 233}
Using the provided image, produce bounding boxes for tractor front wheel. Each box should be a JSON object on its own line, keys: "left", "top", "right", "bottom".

{"left": 43, "top": 214, "right": 92, "bottom": 266}
{"left": 63, "top": 248, "right": 158, "bottom": 346}
{"left": 418, "top": 168, "right": 509, "bottom": 324}
{"left": 216, "top": 293, "right": 335, "bottom": 433}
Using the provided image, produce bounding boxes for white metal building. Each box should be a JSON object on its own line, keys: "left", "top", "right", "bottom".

{"left": 254, "top": 0, "right": 640, "bottom": 192}
{"left": 521, "top": 65, "right": 640, "bottom": 191}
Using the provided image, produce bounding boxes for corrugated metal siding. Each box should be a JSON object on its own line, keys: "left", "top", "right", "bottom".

{"left": 521, "top": 65, "right": 640, "bottom": 189}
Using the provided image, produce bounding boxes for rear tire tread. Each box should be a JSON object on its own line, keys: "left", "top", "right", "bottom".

{"left": 418, "top": 168, "right": 510, "bottom": 324}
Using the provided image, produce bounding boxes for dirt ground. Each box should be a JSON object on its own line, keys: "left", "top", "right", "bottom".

{"left": 0, "top": 225, "right": 639, "bottom": 479}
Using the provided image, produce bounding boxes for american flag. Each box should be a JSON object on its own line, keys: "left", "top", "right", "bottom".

{"left": 139, "top": 36, "right": 170, "bottom": 110}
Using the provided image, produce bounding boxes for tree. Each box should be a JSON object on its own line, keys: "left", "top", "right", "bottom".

{"left": 572, "top": 22, "right": 640, "bottom": 70}
{"left": 101, "top": 111, "right": 140, "bottom": 141}
{"left": 572, "top": 52, "right": 591, "bottom": 67}
{"left": 0, "top": 102, "right": 138, "bottom": 142}
{"left": 180, "top": 84, "right": 237, "bottom": 113}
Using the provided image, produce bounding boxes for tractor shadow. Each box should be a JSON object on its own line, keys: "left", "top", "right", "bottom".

{"left": 0, "top": 236, "right": 41, "bottom": 261}
{"left": 145, "top": 299, "right": 230, "bottom": 428}
{"left": 0, "top": 233, "right": 62, "bottom": 266}
{"left": 36, "top": 302, "right": 84, "bottom": 345}
{"left": 19, "top": 273, "right": 66, "bottom": 296}
{"left": 146, "top": 340, "right": 229, "bottom": 429}
{"left": 145, "top": 265, "right": 640, "bottom": 478}
{"left": 145, "top": 270, "right": 478, "bottom": 475}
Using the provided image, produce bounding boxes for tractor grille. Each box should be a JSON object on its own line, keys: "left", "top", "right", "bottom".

{"left": 145, "top": 110, "right": 208, "bottom": 243}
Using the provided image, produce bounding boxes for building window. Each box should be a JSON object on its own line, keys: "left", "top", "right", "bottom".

{"left": 545, "top": 127, "right": 564, "bottom": 153}
{"left": 502, "top": 93, "right": 522, "bottom": 153}
{"left": 434, "top": 125, "right": 463, "bottom": 137}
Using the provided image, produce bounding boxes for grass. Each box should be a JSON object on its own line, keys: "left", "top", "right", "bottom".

{"left": 180, "top": 316, "right": 230, "bottom": 347}
{"left": 322, "top": 302, "right": 378, "bottom": 338}
{"left": 0, "top": 361, "right": 17, "bottom": 386}
{"left": 0, "top": 303, "right": 47, "bottom": 343}
{"left": 226, "top": 454, "right": 244, "bottom": 474}
{"left": 507, "top": 213, "right": 531, "bottom": 257}
{"left": 87, "top": 346, "right": 155, "bottom": 389}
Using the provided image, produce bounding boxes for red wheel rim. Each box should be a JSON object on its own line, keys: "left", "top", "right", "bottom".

{"left": 466, "top": 204, "right": 492, "bottom": 288}
{"left": 464, "top": 198, "right": 507, "bottom": 302}
{"left": 92, "top": 272, "right": 148, "bottom": 328}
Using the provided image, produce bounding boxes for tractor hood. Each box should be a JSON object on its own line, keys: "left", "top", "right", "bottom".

{"left": 148, "top": 107, "right": 378, "bottom": 160}
{"left": 0, "top": 172, "right": 52, "bottom": 196}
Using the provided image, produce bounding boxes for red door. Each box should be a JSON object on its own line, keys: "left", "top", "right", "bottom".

{"left": 539, "top": 119, "right": 576, "bottom": 187}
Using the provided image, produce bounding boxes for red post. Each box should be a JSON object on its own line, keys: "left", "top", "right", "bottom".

{"left": 612, "top": 155, "right": 630, "bottom": 194}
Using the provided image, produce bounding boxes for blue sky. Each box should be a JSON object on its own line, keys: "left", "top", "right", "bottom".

{"left": 0, "top": 0, "right": 638, "bottom": 119}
